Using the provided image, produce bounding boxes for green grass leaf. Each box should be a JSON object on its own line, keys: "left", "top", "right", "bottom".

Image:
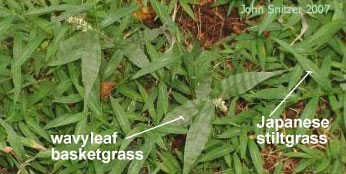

{"left": 245, "top": 87, "right": 293, "bottom": 99}
{"left": 161, "top": 99, "right": 204, "bottom": 127}
{"left": 183, "top": 101, "right": 215, "bottom": 174}
{"left": 0, "top": 16, "right": 13, "bottom": 37}
{"left": 239, "top": 126, "right": 248, "bottom": 159}
{"left": 1, "top": 1, "right": 345, "bottom": 173}
{"left": 132, "top": 53, "right": 179, "bottom": 79}
{"left": 150, "top": 0, "right": 177, "bottom": 31}
{"left": 44, "top": 112, "right": 85, "bottom": 129}
{"left": 156, "top": 82, "right": 168, "bottom": 123}
{"left": 12, "top": 34, "right": 45, "bottom": 68}
{"left": 273, "top": 38, "right": 332, "bottom": 91}
{"left": 248, "top": 140, "right": 264, "bottom": 174}
{"left": 296, "top": 97, "right": 319, "bottom": 135}
{"left": 127, "top": 137, "right": 155, "bottom": 174}
{"left": 24, "top": 117, "right": 51, "bottom": 142}
{"left": 25, "top": 4, "right": 75, "bottom": 16}
{"left": 315, "top": 157, "right": 331, "bottom": 173}
{"left": 0, "top": 118, "right": 26, "bottom": 161}
{"left": 81, "top": 32, "right": 101, "bottom": 106}
{"left": 179, "top": 0, "right": 195, "bottom": 19}
{"left": 110, "top": 97, "right": 131, "bottom": 134}
{"left": 53, "top": 94, "right": 82, "bottom": 104}
{"left": 54, "top": 3, "right": 92, "bottom": 22}
{"left": 258, "top": 13, "right": 276, "bottom": 35}
{"left": 48, "top": 33, "right": 85, "bottom": 66}
{"left": 11, "top": 35, "right": 45, "bottom": 104}
{"left": 294, "top": 159, "right": 316, "bottom": 173}
{"left": 198, "top": 143, "right": 234, "bottom": 162}
{"left": 256, "top": 40, "right": 266, "bottom": 70}
{"left": 117, "top": 85, "right": 143, "bottom": 102}
{"left": 122, "top": 43, "right": 150, "bottom": 68}
{"left": 298, "top": 57, "right": 331, "bottom": 91}
{"left": 302, "top": 18, "right": 345, "bottom": 49}
{"left": 103, "top": 50, "right": 123, "bottom": 80}
{"left": 344, "top": 93, "right": 346, "bottom": 130}
{"left": 101, "top": 4, "right": 139, "bottom": 28}
{"left": 233, "top": 154, "right": 242, "bottom": 174}
{"left": 288, "top": 65, "right": 303, "bottom": 90}
{"left": 221, "top": 71, "right": 282, "bottom": 96}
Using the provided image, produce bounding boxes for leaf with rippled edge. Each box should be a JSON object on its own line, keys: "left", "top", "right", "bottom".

{"left": 183, "top": 102, "right": 215, "bottom": 174}
{"left": 161, "top": 99, "right": 205, "bottom": 127}
{"left": 221, "top": 71, "right": 282, "bottom": 96}
{"left": 81, "top": 32, "right": 101, "bottom": 106}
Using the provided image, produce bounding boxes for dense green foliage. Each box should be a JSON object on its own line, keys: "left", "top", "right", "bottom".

{"left": 0, "top": 0, "right": 346, "bottom": 173}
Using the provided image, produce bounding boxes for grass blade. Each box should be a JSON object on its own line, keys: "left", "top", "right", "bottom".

{"left": 221, "top": 71, "right": 282, "bottom": 96}
{"left": 12, "top": 35, "right": 45, "bottom": 104}
{"left": 0, "top": 16, "right": 13, "bottom": 37}
{"left": 122, "top": 43, "right": 150, "bottom": 68}
{"left": 303, "top": 19, "right": 345, "bottom": 49}
{"left": 296, "top": 97, "right": 318, "bottom": 135}
{"left": 161, "top": 99, "right": 204, "bottom": 127}
{"left": 258, "top": 13, "right": 276, "bottom": 35}
{"left": 44, "top": 112, "right": 85, "bottom": 129}
{"left": 156, "top": 82, "right": 168, "bottom": 123}
{"left": 54, "top": 3, "right": 92, "bottom": 22}
{"left": 198, "top": 144, "right": 234, "bottom": 162}
{"left": 132, "top": 53, "right": 179, "bottom": 79}
{"left": 127, "top": 137, "right": 155, "bottom": 174}
{"left": 344, "top": 93, "right": 346, "bottom": 130}
{"left": 234, "top": 154, "right": 242, "bottom": 174}
{"left": 0, "top": 118, "right": 25, "bottom": 161}
{"left": 53, "top": 94, "right": 82, "bottom": 104}
{"left": 183, "top": 102, "right": 215, "bottom": 174}
{"left": 81, "top": 32, "right": 101, "bottom": 105}
{"left": 110, "top": 97, "right": 131, "bottom": 134}
{"left": 101, "top": 4, "right": 139, "bottom": 28}
{"left": 248, "top": 140, "right": 264, "bottom": 174}
{"left": 273, "top": 38, "right": 332, "bottom": 91}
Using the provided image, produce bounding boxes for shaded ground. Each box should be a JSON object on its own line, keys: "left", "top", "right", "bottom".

{"left": 177, "top": 1, "right": 246, "bottom": 48}
{"left": 0, "top": 167, "right": 11, "bottom": 174}
{"left": 135, "top": 0, "right": 247, "bottom": 48}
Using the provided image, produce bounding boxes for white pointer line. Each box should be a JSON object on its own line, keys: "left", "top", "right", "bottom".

{"left": 268, "top": 71, "right": 312, "bottom": 117}
{"left": 125, "top": 116, "right": 184, "bottom": 139}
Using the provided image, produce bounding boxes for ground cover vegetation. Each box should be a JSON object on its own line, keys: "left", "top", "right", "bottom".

{"left": 0, "top": 0, "right": 346, "bottom": 173}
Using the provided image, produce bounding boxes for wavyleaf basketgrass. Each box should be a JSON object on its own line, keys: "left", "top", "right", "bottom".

{"left": 0, "top": 0, "right": 345, "bottom": 173}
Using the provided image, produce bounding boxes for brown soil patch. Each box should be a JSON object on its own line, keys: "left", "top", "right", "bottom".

{"left": 176, "top": 0, "right": 247, "bottom": 48}
{"left": 243, "top": 60, "right": 261, "bottom": 71}
{"left": 284, "top": 101, "right": 305, "bottom": 119}
{"left": 0, "top": 167, "right": 11, "bottom": 174}
{"left": 100, "top": 81, "right": 117, "bottom": 99}
{"left": 261, "top": 145, "right": 282, "bottom": 172}
{"left": 171, "top": 134, "right": 186, "bottom": 151}
{"left": 261, "top": 146, "right": 301, "bottom": 174}
{"left": 235, "top": 98, "right": 248, "bottom": 114}
{"left": 132, "top": 0, "right": 248, "bottom": 47}
{"left": 283, "top": 158, "right": 299, "bottom": 174}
